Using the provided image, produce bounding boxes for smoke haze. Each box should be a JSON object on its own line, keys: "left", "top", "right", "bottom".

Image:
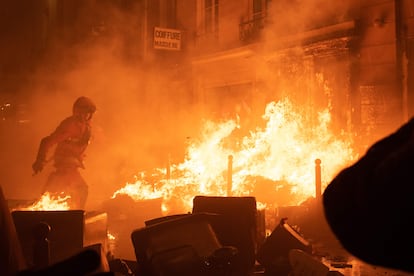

{"left": 0, "top": 1, "right": 359, "bottom": 210}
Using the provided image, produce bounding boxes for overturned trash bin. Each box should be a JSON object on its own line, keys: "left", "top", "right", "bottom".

{"left": 257, "top": 218, "right": 312, "bottom": 275}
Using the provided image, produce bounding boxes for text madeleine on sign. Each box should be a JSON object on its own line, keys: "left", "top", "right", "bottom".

{"left": 153, "top": 27, "right": 181, "bottom": 51}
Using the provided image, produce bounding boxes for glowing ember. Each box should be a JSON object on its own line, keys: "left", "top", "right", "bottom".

{"left": 113, "top": 98, "right": 357, "bottom": 214}
{"left": 18, "top": 192, "right": 71, "bottom": 211}
{"left": 107, "top": 231, "right": 116, "bottom": 253}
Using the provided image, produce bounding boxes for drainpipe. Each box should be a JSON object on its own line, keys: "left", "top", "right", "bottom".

{"left": 143, "top": 0, "right": 149, "bottom": 61}
{"left": 395, "top": 0, "right": 408, "bottom": 121}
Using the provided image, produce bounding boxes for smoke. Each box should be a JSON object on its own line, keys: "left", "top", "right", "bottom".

{"left": 263, "top": 0, "right": 356, "bottom": 37}
{"left": 1, "top": 0, "right": 359, "bottom": 209}
{"left": 0, "top": 1, "right": 198, "bottom": 207}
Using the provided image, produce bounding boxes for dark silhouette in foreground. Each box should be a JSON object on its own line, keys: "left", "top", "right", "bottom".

{"left": 323, "top": 117, "right": 414, "bottom": 273}
{"left": 0, "top": 185, "right": 113, "bottom": 276}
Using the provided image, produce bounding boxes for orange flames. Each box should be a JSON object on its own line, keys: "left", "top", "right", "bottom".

{"left": 18, "top": 192, "right": 71, "bottom": 211}
{"left": 20, "top": 98, "right": 357, "bottom": 213}
{"left": 112, "top": 98, "right": 357, "bottom": 214}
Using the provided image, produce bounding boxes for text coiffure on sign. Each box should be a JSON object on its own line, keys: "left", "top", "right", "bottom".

{"left": 153, "top": 27, "right": 181, "bottom": 51}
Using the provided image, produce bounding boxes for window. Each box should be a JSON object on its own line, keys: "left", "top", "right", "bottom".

{"left": 240, "top": 0, "right": 269, "bottom": 41}
{"left": 253, "top": 0, "right": 263, "bottom": 19}
{"left": 204, "top": 0, "right": 218, "bottom": 35}
{"left": 253, "top": 0, "right": 271, "bottom": 21}
{"left": 160, "top": 0, "right": 177, "bottom": 27}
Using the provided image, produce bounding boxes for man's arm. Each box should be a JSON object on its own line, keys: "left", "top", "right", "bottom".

{"left": 32, "top": 118, "right": 76, "bottom": 175}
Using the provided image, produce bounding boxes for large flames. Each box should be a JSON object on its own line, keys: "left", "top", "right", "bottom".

{"left": 112, "top": 98, "right": 357, "bottom": 214}
{"left": 20, "top": 98, "right": 357, "bottom": 213}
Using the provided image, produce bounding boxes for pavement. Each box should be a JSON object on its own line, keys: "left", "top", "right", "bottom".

{"left": 320, "top": 239, "right": 414, "bottom": 274}
{"left": 315, "top": 241, "right": 414, "bottom": 276}
{"left": 290, "top": 201, "right": 414, "bottom": 276}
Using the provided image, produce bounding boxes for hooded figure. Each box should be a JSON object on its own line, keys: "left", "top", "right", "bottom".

{"left": 32, "top": 96, "right": 96, "bottom": 209}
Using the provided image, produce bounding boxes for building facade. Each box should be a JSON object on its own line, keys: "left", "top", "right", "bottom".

{"left": 125, "top": 0, "right": 414, "bottom": 149}
{"left": 174, "top": 0, "right": 414, "bottom": 148}
{"left": 1, "top": 0, "right": 414, "bottom": 150}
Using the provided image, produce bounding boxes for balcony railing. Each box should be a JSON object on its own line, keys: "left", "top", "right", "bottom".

{"left": 239, "top": 13, "right": 266, "bottom": 42}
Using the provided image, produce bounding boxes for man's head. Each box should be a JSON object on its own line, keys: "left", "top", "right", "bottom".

{"left": 73, "top": 96, "right": 96, "bottom": 121}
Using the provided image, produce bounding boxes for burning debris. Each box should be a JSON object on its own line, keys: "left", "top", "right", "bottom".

{"left": 110, "top": 97, "right": 357, "bottom": 215}
{"left": 15, "top": 192, "right": 70, "bottom": 211}
{"left": 12, "top": 96, "right": 358, "bottom": 261}
{"left": 17, "top": 97, "right": 356, "bottom": 217}
{"left": 3, "top": 94, "right": 364, "bottom": 265}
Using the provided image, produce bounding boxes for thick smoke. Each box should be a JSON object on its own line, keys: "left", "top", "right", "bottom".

{"left": 0, "top": 1, "right": 359, "bottom": 210}
{"left": 0, "top": 1, "right": 199, "bottom": 208}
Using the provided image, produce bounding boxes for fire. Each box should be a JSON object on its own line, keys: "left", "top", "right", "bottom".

{"left": 113, "top": 97, "right": 357, "bottom": 214}
{"left": 18, "top": 192, "right": 71, "bottom": 211}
